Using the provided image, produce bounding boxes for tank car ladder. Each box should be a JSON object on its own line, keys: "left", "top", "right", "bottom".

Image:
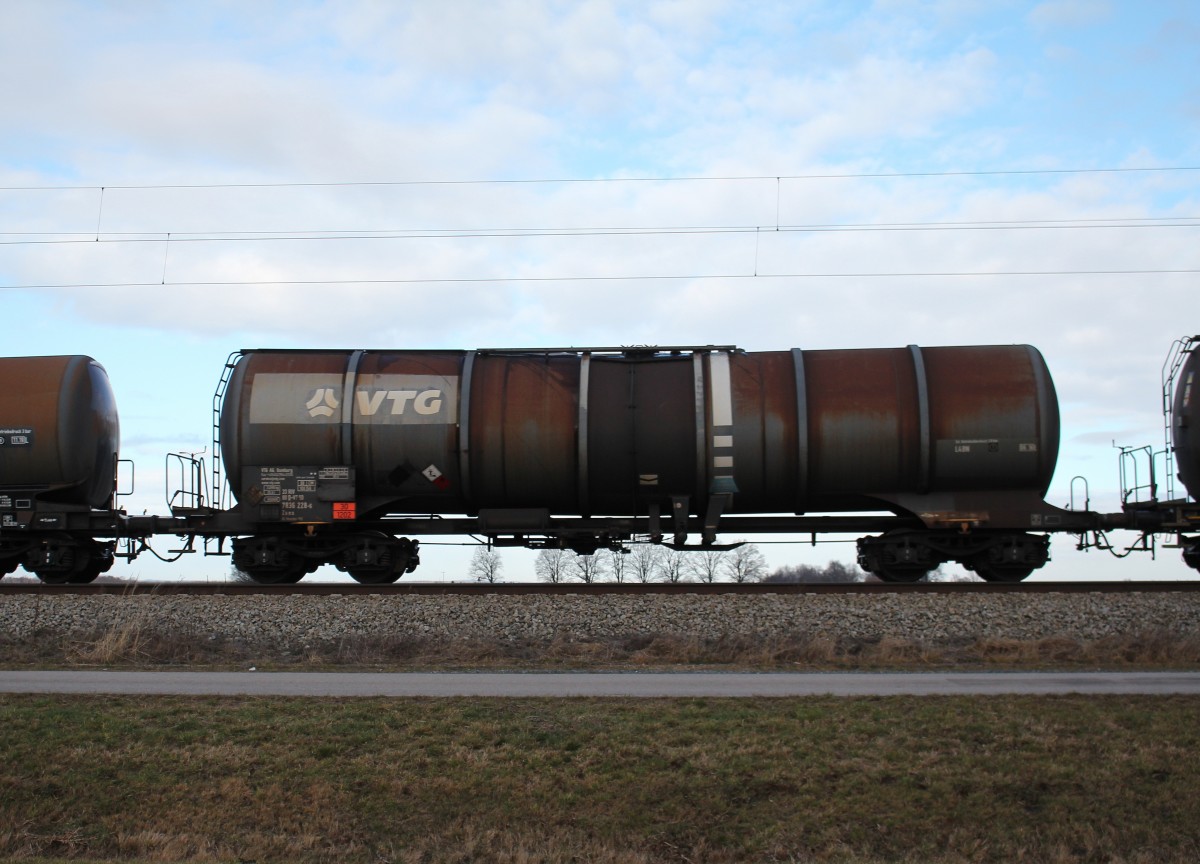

{"left": 209, "top": 351, "right": 242, "bottom": 512}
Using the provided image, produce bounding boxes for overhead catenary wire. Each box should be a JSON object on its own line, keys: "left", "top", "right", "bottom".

{"left": 4, "top": 269, "right": 1199, "bottom": 291}
{"left": 2, "top": 167, "right": 1194, "bottom": 289}
{"left": 2, "top": 216, "right": 1199, "bottom": 246}
{"left": 2, "top": 163, "right": 1199, "bottom": 191}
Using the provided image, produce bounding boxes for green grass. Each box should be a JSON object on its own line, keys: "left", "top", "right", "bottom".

{"left": 2, "top": 695, "right": 1199, "bottom": 863}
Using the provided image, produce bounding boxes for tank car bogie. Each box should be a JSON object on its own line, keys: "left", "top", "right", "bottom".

{"left": 856, "top": 529, "right": 1052, "bottom": 583}
{"left": 856, "top": 530, "right": 947, "bottom": 583}
{"left": 23, "top": 536, "right": 116, "bottom": 585}
{"left": 331, "top": 533, "right": 419, "bottom": 584}
{"left": 961, "top": 533, "right": 1051, "bottom": 583}
{"left": 230, "top": 535, "right": 317, "bottom": 584}
{"left": 228, "top": 529, "right": 420, "bottom": 585}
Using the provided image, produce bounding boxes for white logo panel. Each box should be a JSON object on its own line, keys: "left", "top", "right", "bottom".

{"left": 249, "top": 374, "right": 344, "bottom": 424}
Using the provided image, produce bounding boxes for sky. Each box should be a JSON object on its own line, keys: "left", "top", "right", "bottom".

{"left": 1, "top": 0, "right": 1198, "bottom": 581}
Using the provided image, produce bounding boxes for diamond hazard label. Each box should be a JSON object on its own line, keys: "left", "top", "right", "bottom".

{"left": 423, "top": 464, "right": 450, "bottom": 490}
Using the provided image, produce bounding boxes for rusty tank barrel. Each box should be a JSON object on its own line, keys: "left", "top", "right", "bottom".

{"left": 0, "top": 355, "right": 120, "bottom": 510}
{"left": 219, "top": 344, "right": 1059, "bottom": 521}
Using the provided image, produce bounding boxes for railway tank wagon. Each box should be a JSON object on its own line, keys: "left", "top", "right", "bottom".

{"left": 0, "top": 355, "right": 120, "bottom": 582}
{"left": 3, "top": 340, "right": 1197, "bottom": 586}
{"left": 211, "top": 343, "right": 1079, "bottom": 584}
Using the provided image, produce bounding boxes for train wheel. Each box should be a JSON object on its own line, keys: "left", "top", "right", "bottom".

{"left": 871, "top": 564, "right": 932, "bottom": 583}
{"left": 338, "top": 534, "right": 413, "bottom": 584}
{"left": 965, "top": 534, "right": 1048, "bottom": 583}
{"left": 256, "top": 565, "right": 309, "bottom": 585}
{"left": 0, "top": 556, "right": 19, "bottom": 578}
{"left": 231, "top": 537, "right": 314, "bottom": 585}
{"left": 970, "top": 562, "right": 1034, "bottom": 583}
{"left": 347, "top": 568, "right": 403, "bottom": 585}
{"left": 65, "top": 564, "right": 104, "bottom": 584}
{"left": 1182, "top": 539, "right": 1200, "bottom": 572}
{"left": 234, "top": 560, "right": 311, "bottom": 585}
{"left": 857, "top": 532, "right": 940, "bottom": 583}
{"left": 37, "top": 563, "right": 106, "bottom": 585}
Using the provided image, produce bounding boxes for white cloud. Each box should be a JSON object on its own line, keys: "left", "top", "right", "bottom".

{"left": 1029, "top": 0, "right": 1113, "bottom": 30}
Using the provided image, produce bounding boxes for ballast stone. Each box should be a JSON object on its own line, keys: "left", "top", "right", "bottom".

{"left": 2, "top": 591, "right": 1199, "bottom": 649}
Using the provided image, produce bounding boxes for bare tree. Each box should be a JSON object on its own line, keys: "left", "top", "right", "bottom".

{"left": 607, "top": 548, "right": 629, "bottom": 583}
{"left": 761, "top": 559, "right": 865, "bottom": 583}
{"left": 687, "top": 549, "right": 728, "bottom": 583}
{"left": 469, "top": 546, "right": 503, "bottom": 583}
{"left": 572, "top": 552, "right": 608, "bottom": 583}
{"left": 534, "top": 548, "right": 571, "bottom": 583}
{"left": 723, "top": 543, "right": 767, "bottom": 583}
{"left": 658, "top": 547, "right": 688, "bottom": 583}
{"left": 629, "top": 544, "right": 663, "bottom": 583}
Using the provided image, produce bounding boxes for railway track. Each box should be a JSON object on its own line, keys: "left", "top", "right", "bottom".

{"left": 1, "top": 580, "right": 1197, "bottom": 596}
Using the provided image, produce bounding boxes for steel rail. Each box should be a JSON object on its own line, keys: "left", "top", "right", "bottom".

{"left": 0, "top": 581, "right": 1197, "bottom": 596}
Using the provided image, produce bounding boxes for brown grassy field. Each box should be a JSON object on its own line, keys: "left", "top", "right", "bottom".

{"left": 3, "top": 624, "right": 1200, "bottom": 671}
{"left": 4, "top": 623, "right": 1199, "bottom": 862}
{"left": 2, "top": 694, "right": 1199, "bottom": 863}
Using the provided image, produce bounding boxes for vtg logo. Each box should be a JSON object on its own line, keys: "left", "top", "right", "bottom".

{"left": 304, "top": 388, "right": 445, "bottom": 419}
{"left": 306, "top": 388, "right": 339, "bottom": 418}
{"left": 355, "top": 389, "right": 445, "bottom": 417}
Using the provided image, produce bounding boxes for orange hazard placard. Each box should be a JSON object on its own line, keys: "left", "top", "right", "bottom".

{"left": 332, "top": 502, "right": 357, "bottom": 520}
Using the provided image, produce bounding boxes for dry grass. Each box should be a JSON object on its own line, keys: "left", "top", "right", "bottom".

{"left": 65, "top": 620, "right": 151, "bottom": 665}
{"left": 2, "top": 694, "right": 1199, "bottom": 863}
{"left": 5, "top": 625, "right": 1200, "bottom": 671}
{"left": 965, "top": 631, "right": 1200, "bottom": 667}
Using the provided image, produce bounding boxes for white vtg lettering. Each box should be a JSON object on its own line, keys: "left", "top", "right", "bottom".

{"left": 356, "top": 389, "right": 444, "bottom": 416}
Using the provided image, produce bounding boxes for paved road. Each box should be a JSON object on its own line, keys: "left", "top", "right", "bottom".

{"left": 2, "top": 670, "right": 1199, "bottom": 697}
